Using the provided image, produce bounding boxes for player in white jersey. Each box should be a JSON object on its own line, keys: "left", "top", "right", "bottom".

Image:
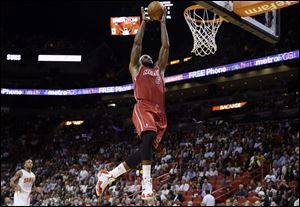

{"left": 10, "top": 159, "right": 36, "bottom": 206}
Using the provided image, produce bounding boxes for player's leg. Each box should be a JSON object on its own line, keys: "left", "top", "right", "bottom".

{"left": 139, "top": 131, "right": 156, "bottom": 200}
{"left": 110, "top": 130, "right": 155, "bottom": 174}
{"left": 96, "top": 131, "right": 156, "bottom": 197}
{"left": 140, "top": 111, "right": 167, "bottom": 200}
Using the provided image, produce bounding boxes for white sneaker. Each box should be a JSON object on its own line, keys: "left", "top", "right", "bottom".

{"left": 141, "top": 178, "right": 154, "bottom": 200}
{"left": 95, "top": 169, "right": 115, "bottom": 197}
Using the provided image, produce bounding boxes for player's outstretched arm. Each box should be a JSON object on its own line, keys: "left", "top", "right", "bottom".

{"left": 156, "top": 8, "right": 170, "bottom": 76}
{"left": 129, "top": 7, "right": 151, "bottom": 81}
{"left": 10, "top": 170, "right": 22, "bottom": 192}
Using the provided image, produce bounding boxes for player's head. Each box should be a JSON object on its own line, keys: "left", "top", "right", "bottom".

{"left": 24, "top": 159, "right": 33, "bottom": 170}
{"left": 139, "top": 54, "right": 154, "bottom": 68}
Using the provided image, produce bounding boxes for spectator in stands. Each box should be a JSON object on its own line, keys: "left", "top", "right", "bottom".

{"left": 208, "top": 163, "right": 218, "bottom": 177}
{"left": 201, "top": 179, "right": 213, "bottom": 197}
{"left": 254, "top": 182, "right": 263, "bottom": 195}
{"left": 247, "top": 179, "right": 257, "bottom": 192}
{"left": 78, "top": 166, "right": 89, "bottom": 182}
{"left": 173, "top": 199, "right": 181, "bottom": 206}
{"left": 173, "top": 190, "right": 183, "bottom": 202}
{"left": 249, "top": 153, "right": 262, "bottom": 170}
{"left": 127, "top": 180, "right": 140, "bottom": 194}
{"left": 294, "top": 198, "right": 299, "bottom": 206}
{"left": 179, "top": 180, "right": 190, "bottom": 192}
{"left": 266, "top": 183, "right": 278, "bottom": 197}
{"left": 259, "top": 190, "right": 271, "bottom": 206}
{"left": 232, "top": 161, "right": 242, "bottom": 178}
{"left": 199, "top": 166, "right": 209, "bottom": 181}
{"left": 4, "top": 197, "right": 13, "bottom": 206}
{"left": 254, "top": 200, "right": 261, "bottom": 206}
{"left": 234, "top": 184, "right": 248, "bottom": 198}
{"left": 265, "top": 170, "right": 277, "bottom": 183}
{"left": 270, "top": 201, "right": 278, "bottom": 206}
{"left": 281, "top": 162, "right": 288, "bottom": 179}
{"left": 202, "top": 189, "right": 215, "bottom": 206}
{"left": 182, "top": 171, "right": 190, "bottom": 182}
{"left": 160, "top": 184, "right": 170, "bottom": 201}
{"left": 232, "top": 198, "right": 238, "bottom": 206}
{"left": 226, "top": 162, "right": 235, "bottom": 176}
{"left": 273, "top": 154, "right": 281, "bottom": 169}
{"left": 225, "top": 199, "right": 231, "bottom": 206}
{"left": 257, "top": 151, "right": 266, "bottom": 165}
{"left": 169, "top": 164, "right": 178, "bottom": 176}
{"left": 288, "top": 190, "right": 298, "bottom": 206}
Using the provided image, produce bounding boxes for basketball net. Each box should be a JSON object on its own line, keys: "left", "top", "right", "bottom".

{"left": 184, "top": 5, "right": 223, "bottom": 57}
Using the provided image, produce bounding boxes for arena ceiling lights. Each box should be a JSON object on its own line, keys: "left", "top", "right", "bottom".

{"left": 38, "top": 55, "right": 82, "bottom": 62}
{"left": 64, "top": 120, "right": 84, "bottom": 126}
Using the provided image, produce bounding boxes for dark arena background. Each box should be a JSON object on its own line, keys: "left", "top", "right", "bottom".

{"left": 1, "top": 1, "right": 299, "bottom": 206}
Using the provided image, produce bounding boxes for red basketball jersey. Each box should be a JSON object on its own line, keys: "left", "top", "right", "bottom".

{"left": 134, "top": 65, "right": 165, "bottom": 110}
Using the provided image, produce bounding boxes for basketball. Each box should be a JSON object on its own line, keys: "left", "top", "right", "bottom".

{"left": 147, "top": 1, "right": 165, "bottom": 21}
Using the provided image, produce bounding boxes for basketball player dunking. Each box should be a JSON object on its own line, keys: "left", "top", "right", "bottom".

{"left": 10, "top": 159, "right": 37, "bottom": 206}
{"left": 96, "top": 6, "right": 169, "bottom": 200}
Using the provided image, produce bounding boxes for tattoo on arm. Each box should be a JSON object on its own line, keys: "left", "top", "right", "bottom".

{"left": 10, "top": 170, "right": 22, "bottom": 190}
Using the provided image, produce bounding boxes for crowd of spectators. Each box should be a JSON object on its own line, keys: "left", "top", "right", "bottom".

{"left": 1, "top": 103, "right": 299, "bottom": 206}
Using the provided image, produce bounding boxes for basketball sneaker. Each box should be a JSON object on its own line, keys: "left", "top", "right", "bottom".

{"left": 141, "top": 177, "right": 154, "bottom": 200}
{"left": 95, "top": 169, "right": 115, "bottom": 197}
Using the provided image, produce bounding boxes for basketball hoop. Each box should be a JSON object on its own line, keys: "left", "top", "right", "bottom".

{"left": 184, "top": 5, "right": 224, "bottom": 57}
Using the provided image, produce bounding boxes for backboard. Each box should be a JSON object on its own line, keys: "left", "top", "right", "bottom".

{"left": 194, "top": 1, "right": 284, "bottom": 43}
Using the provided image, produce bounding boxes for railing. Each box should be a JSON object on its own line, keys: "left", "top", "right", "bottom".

{"left": 212, "top": 161, "right": 271, "bottom": 203}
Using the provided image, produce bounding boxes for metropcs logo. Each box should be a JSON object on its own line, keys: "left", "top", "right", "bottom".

{"left": 212, "top": 102, "right": 247, "bottom": 111}
{"left": 254, "top": 51, "right": 297, "bottom": 66}
{"left": 234, "top": 1, "right": 299, "bottom": 17}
